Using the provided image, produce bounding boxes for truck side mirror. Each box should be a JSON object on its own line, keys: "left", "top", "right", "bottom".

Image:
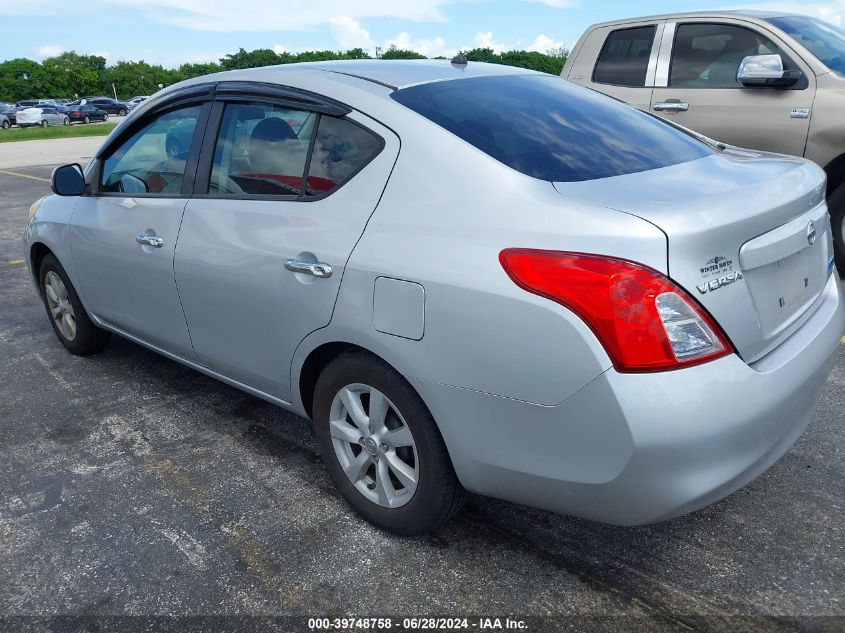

{"left": 51, "top": 164, "right": 85, "bottom": 196}
{"left": 737, "top": 54, "right": 803, "bottom": 88}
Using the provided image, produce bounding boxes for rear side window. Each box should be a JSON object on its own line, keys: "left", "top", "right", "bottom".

{"left": 210, "top": 102, "right": 316, "bottom": 196}
{"left": 391, "top": 75, "right": 712, "bottom": 182}
{"left": 207, "top": 101, "right": 384, "bottom": 198}
{"left": 304, "top": 116, "right": 384, "bottom": 196}
{"left": 593, "top": 26, "right": 657, "bottom": 86}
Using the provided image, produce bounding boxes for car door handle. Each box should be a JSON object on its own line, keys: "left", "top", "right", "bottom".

{"left": 285, "top": 259, "right": 333, "bottom": 278}
{"left": 653, "top": 101, "right": 689, "bottom": 112}
{"left": 136, "top": 234, "right": 164, "bottom": 248}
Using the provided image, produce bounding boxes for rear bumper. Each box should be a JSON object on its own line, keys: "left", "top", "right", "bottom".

{"left": 415, "top": 275, "right": 844, "bottom": 525}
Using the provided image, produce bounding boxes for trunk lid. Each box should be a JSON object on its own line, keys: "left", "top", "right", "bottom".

{"left": 554, "top": 149, "right": 833, "bottom": 363}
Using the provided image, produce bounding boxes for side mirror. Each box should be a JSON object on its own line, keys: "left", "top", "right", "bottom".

{"left": 51, "top": 163, "right": 85, "bottom": 196}
{"left": 119, "top": 173, "right": 148, "bottom": 194}
{"left": 737, "top": 54, "right": 803, "bottom": 87}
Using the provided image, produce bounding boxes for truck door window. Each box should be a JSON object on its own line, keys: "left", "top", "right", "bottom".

{"left": 671, "top": 23, "right": 783, "bottom": 88}
{"left": 593, "top": 26, "right": 657, "bottom": 87}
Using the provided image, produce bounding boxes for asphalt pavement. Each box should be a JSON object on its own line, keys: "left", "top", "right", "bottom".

{"left": 0, "top": 164, "right": 843, "bottom": 633}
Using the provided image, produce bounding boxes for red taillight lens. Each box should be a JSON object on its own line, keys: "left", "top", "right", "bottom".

{"left": 499, "top": 249, "right": 732, "bottom": 372}
{"left": 71, "top": 111, "right": 80, "bottom": 116}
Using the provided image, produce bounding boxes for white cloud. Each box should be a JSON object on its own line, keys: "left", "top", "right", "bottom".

{"left": 527, "top": 33, "right": 566, "bottom": 53}
{"left": 34, "top": 44, "right": 65, "bottom": 60}
{"left": 522, "top": 0, "right": 578, "bottom": 6}
{"left": 330, "top": 16, "right": 377, "bottom": 50}
{"left": 472, "top": 31, "right": 510, "bottom": 53}
{"left": 384, "top": 32, "right": 453, "bottom": 57}
{"left": 273, "top": 44, "right": 288, "bottom": 55}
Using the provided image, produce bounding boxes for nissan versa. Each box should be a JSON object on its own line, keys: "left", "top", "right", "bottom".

{"left": 25, "top": 61, "right": 845, "bottom": 535}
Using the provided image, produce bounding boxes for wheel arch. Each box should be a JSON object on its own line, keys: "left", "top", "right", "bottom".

{"left": 29, "top": 241, "right": 53, "bottom": 284}
{"left": 823, "top": 152, "right": 845, "bottom": 195}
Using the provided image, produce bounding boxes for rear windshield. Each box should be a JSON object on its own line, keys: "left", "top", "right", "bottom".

{"left": 391, "top": 75, "right": 712, "bottom": 182}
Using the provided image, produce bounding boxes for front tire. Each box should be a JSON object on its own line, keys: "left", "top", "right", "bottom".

{"left": 83, "top": 115, "right": 90, "bottom": 124}
{"left": 63, "top": 117, "right": 70, "bottom": 126}
{"left": 829, "top": 184, "right": 845, "bottom": 277}
{"left": 39, "top": 254, "right": 110, "bottom": 355}
{"left": 1, "top": 120, "right": 9, "bottom": 129}
{"left": 119, "top": 108, "right": 127, "bottom": 116}
{"left": 313, "top": 351, "right": 465, "bottom": 535}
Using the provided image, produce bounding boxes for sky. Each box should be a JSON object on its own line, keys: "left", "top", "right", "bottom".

{"left": 0, "top": 0, "right": 843, "bottom": 68}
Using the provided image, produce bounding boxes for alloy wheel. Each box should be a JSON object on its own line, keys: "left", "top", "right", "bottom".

{"left": 44, "top": 271, "right": 77, "bottom": 341}
{"left": 329, "top": 383, "right": 419, "bottom": 508}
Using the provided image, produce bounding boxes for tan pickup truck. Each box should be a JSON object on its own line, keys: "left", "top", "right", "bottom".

{"left": 562, "top": 11, "right": 845, "bottom": 274}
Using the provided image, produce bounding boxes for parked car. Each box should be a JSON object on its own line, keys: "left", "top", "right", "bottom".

{"left": 80, "top": 97, "right": 128, "bottom": 116}
{"left": 0, "top": 113, "right": 9, "bottom": 129}
{"left": 26, "top": 61, "right": 844, "bottom": 534}
{"left": 16, "top": 99, "right": 44, "bottom": 108}
{"left": 16, "top": 107, "right": 70, "bottom": 127}
{"left": 126, "top": 96, "right": 149, "bottom": 110}
{"left": 563, "top": 10, "right": 845, "bottom": 275}
{"left": 67, "top": 104, "right": 109, "bottom": 124}
{"left": 0, "top": 106, "right": 19, "bottom": 126}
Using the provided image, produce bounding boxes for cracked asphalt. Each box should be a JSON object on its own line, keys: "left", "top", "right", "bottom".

{"left": 0, "top": 164, "right": 843, "bottom": 632}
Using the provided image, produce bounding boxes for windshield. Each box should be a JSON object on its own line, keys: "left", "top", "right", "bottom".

{"left": 767, "top": 15, "right": 845, "bottom": 75}
{"left": 391, "top": 75, "right": 712, "bottom": 182}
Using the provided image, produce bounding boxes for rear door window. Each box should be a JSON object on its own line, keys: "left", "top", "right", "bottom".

{"left": 593, "top": 26, "right": 657, "bottom": 86}
{"left": 391, "top": 74, "right": 712, "bottom": 182}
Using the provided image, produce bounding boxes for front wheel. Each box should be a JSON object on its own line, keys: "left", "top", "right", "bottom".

{"left": 1, "top": 120, "right": 9, "bottom": 129}
{"left": 39, "top": 254, "right": 111, "bottom": 355}
{"left": 63, "top": 117, "right": 70, "bottom": 126}
{"left": 118, "top": 108, "right": 127, "bottom": 116}
{"left": 312, "top": 351, "right": 465, "bottom": 535}
{"left": 83, "top": 115, "right": 90, "bottom": 124}
{"left": 830, "top": 184, "right": 845, "bottom": 278}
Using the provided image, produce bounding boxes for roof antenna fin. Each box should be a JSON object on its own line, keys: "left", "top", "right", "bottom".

{"left": 451, "top": 53, "right": 468, "bottom": 66}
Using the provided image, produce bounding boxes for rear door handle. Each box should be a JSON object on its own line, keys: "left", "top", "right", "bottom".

{"left": 136, "top": 234, "right": 164, "bottom": 248}
{"left": 285, "top": 259, "right": 333, "bottom": 278}
{"left": 653, "top": 101, "right": 689, "bottom": 112}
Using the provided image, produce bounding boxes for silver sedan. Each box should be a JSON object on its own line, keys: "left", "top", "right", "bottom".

{"left": 25, "top": 60, "right": 845, "bottom": 534}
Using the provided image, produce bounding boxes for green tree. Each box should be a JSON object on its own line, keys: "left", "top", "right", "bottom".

{"left": 0, "top": 58, "right": 49, "bottom": 102}
{"left": 380, "top": 46, "right": 426, "bottom": 60}
{"left": 41, "top": 52, "right": 106, "bottom": 98}
{"left": 102, "top": 60, "right": 177, "bottom": 99}
{"left": 220, "top": 48, "right": 281, "bottom": 70}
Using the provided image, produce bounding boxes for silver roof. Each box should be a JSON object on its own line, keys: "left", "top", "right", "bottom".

{"left": 231, "top": 59, "right": 541, "bottom": 90}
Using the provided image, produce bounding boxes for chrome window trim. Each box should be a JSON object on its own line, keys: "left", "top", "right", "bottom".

{"left": 654, "top": 22, "right": 677, "bottom": 88}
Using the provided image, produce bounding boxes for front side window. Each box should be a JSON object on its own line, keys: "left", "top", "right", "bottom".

{"left": 671, "top": 23, "right": 782, "bottom": 88}
{"left": 593, "top": 26, "right": 657, "bottom": 87}
{"left": 766, "top": 15, "right": 845, "bottom": 76}
{"left": 391, "top": 75, "right": 712, "bottom": 183}
{"left": 101, "top": 105, "right": 201, "bottom": 194}
{"left": 209, "top": 102, "right": 315, "bottom": 196}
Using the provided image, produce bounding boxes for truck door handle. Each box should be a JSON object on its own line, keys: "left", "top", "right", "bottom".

{"left": 653, "top": 101, "right": 689, "bottom": 112}
{"left": 136, "top": 234, "right": 164, "bottom": 248}
{"left": 285, "top": 259, "right": 333, "bottom": 278}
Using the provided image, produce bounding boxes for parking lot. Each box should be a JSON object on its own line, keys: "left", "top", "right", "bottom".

{"left": 0, "top": 161, "right": 843, "bottom": 632}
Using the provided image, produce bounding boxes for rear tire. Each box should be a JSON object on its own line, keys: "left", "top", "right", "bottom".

{"left": 312, "top": 351, "right": 465, "bottom": 535}
{"left": 40, "top": 120, "right": 48, "bottom": 128}
{"left": 38, "top": 254, "right": 110, "bottom": 356}
{"left": 1, "top": 120, "right": 9, "bottom": 129}
{"left": 119, "top": 108, "right": 127, "bottom": 116}
{"left": 830, "top": 184, "right": 845, "bottom": 278}
{"left": 83, "top": 115, "right": 90, "bottom": 124}
{"left": 63, "top": 117, "right": 70, "bottom": 126}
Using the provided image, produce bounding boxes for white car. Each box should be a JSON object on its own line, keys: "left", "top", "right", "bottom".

{"left": 17, "top": 107, "right": 70, "bottom": 128}
{"left": 126, "top": 96, "right": 149, "bottom": 110}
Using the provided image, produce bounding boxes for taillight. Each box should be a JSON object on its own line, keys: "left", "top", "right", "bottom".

{"left": 71, "top": 111, "right": 80, "bottom": 116}
{"left": 499, "top": 249, "right": 732, "bottom": 372}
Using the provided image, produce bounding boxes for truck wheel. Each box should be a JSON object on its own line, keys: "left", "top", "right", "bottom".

{"left": 830, "top": 184, "right": 845, "bottom": 278}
